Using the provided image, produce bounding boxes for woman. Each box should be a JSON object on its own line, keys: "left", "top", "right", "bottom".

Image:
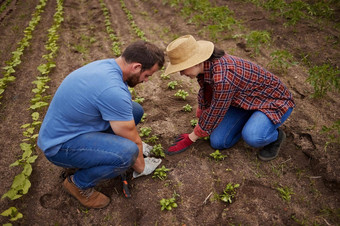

{"left": 164, "top": 35, "right": 295, "bottom": 161}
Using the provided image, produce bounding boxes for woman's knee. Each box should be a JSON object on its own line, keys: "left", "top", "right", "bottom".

{"left": 242, "top": 129, "right": 267, "bottom": 148}
{"left": 210, "top": 134, "right": 234, "bottom": 149}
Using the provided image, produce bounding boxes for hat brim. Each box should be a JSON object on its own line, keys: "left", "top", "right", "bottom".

{"left": 164, "top": 40, "right": 214, "bottom": 76}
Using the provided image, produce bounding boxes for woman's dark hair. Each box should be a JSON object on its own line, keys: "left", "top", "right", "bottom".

{"left": 208, "top": 46, "right": 225, "bottom": 61}
{"left": 122, "top": 40, "right": 165, "bottom": 71}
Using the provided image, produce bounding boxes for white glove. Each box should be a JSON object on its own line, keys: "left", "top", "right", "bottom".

{"left": 142, "top": 142, "right": 153, "bottom": 157}
{"left": 133, "top": 157, "right": 162, "bottom": 178}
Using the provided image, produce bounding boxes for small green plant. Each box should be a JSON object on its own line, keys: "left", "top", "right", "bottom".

{"left": 139, "top": 127, "right": 152, "bottom": 137}
{"left": 174, "top": 89, "right": 189, "bottom": 100}
{"left": 190, "top": 119, "right": 198, "bottom": 127}
{"left": 210, "top": 150, "right": 227, "bottom": 161}
{"left": 306, "top": 64, "right": 340, "bottom": 98}
{"left": 277, "top": 185, "right": 294, "bottom": 202}
{"left": 167, "top": 80, "right": 178, "bottom": 89}
{"left": 151, "top": 144, "right": 165, "bottom": 158}
{"left": 145, "top": 135, "right": 159, "bottom": 144}
{"left": 219, "top": 183, "right": 240, "bottom": 204}
{"left": 182, "top": 104, "right": 192, "bottom": 112}
{"left": 153, "top": 165, "right": 171, "bottom": 180}
{"left": 321, "top": 120, "right": 340, "bottom": 151}
{"left": 268, "top": 50, "right": 296, "bottom": 73}
{"left": 245, "top": 30, "right": 271, "bottom": 56}
{"left": 140, "top": 113, "right": 147, "bottom": 123}
{"left": 1, "top": 207, "right": 23, "bottom": 222}
{"left": 160, "top": 192, "right": 179, "bottom": 211}
{"left": 134, "top": 97, "right": 144, "bottom": 104}
{"left": 160, "top": 72, "right": 170, "bottom": 80}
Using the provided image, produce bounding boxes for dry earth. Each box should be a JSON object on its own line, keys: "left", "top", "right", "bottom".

{"left": 0, "top": 0, "right": 339, "bottom": 225}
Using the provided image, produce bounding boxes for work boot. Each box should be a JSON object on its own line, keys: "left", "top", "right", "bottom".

{"left": 258, "top": 128, "right": 286, "bottom": 161}
{"left": 63, "top": 176, "right": 110, "bottom": 209}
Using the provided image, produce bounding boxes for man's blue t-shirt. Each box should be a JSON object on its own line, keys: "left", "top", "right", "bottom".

{"left": 37, "top": 59, "right": 133, "bottom": 157}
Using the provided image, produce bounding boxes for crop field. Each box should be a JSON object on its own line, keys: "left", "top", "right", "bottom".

{"left": 0, "top": 0, "right": 339, "bottom": 225}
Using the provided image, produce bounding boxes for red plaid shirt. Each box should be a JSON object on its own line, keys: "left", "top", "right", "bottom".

{"left": 194, "top": 54, "right": 295, "bottom": 137}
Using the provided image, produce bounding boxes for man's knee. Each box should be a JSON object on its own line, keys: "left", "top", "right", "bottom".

{"left": 120, "top": 141, "right": 139, "bottom": 167}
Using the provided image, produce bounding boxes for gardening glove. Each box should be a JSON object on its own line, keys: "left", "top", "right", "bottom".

{"left": 133, "top": 157, "right": 162, "bottom": 178}
{"left": 142, "top": 142, "right": 153, "bottom": 157}
{"left": 165, "top": 133, "right": 193, "bottom": 156}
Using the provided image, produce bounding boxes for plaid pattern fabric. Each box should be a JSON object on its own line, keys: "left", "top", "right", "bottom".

{"left": 194, "top": 54, "right": 295, "bottom": 137}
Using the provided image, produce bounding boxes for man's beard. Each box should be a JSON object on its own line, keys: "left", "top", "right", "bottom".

{"left": 126, "top": 72, "right": 141, "bottom": 87}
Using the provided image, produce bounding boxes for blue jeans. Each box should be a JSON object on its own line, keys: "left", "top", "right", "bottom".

{"left": 46, "top": 102, "right": 144, "bottom": 189}
{"left": 210, "top": 106, "right": 293, "bottom": 149}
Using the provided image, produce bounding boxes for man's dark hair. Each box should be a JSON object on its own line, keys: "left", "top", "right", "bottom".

{"left": 208, "top": 46, "right": 225, "bottom": 61}
{"left": 122, "top": 40, "right": 165, "bottom": 71}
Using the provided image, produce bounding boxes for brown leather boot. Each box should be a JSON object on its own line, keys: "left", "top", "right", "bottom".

{"left": 63, "top": 176, "right": 110, "bottom": 209}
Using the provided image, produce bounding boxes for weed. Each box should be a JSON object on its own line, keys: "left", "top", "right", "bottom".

{"left": 174, "top": 89, "right": 189, "bottom": 100}
{"left": 153, "top": 165, "right": 171, "bottom": 180}
{"left": 210, "top": 150, "right": 227, "bottom": 161}
{"left": 321, "top": 120, "right": 340, "bottom": 151}
{"left": 268, "top": 50, "right": 296, "bottom": 73}
{"left": 306, "top": 64, "right": 340, "bottom": 97}
{"left": 160, "top": 72, "right": 170, "bottom": 80}
{"left": 182, "top": 104, "right": 192, "bottom": 112}
{"left": 277, "top": 185, "right": 294, "bottom": 202}
{"left": 219, "top": 183, "right": 240, "bottom": 204}
{"left": 245, "top": 30, "right": 271, "bottom": 56}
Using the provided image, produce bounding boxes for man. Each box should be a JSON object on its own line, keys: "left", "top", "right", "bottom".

{"left": 37, "top": 40, "right": 165, "bottom": 208}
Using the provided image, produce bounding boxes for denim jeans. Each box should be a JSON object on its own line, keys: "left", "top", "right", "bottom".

{"left": 210, "top": 106, "right": 293, "bottom": 149}
{"left": 46, "top": 102, "right": 144, "bottom": 189}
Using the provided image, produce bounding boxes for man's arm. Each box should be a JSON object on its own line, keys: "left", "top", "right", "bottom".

{"left": 110, "top": 120, "right": 144, "bottom": 173}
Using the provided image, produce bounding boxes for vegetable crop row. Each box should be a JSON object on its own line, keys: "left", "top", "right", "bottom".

{"left": 1, "top": 0, "right": 64, "bottom": 223}
{"left": 0, "top": 0, "right": 48, "bottom": 105}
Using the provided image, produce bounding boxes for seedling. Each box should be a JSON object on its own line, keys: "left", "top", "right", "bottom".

{"left": 145, "top": 135, "right": 159, "bottom": 144}
{"left": 153, "top": 165, "right": 171, "bottom": 180}
{"left": 151, "top": 144, "right": 165, "bottom": 158}
{"left": 245, "top": 30, "right": 271, "bottom": 56}
{"left": 167, "top": 81, "right": 178, "bottom": 89}
{"left": 306, "top": 64, "right": 340, "bottom": 98}
{"left": 277, "top": 185, "right": 294, "bottom": 202}
{"left": 160, "top": 73, "right": 170, "bottom": 80}
{"left": 182, "top": 104, "right": 192, "bottom": 112}
{"left": 160, "top": 192, "right": 179, "bottom": 211}
{"left": 268, "top": 50, "right": 296, "bottom": 73}
{"left": 139, "top": 127, "right": 152, "bottom": 137}
{"left": 321, "top": 120, "right": 340, "bottom": 151}
{"left": 219, "top": 183, "right": 240, "bottom": 204}
{"left": 190, "top": 119, "right": 198, "bottom": 127}
{"left": 134, "top": 97, "right": 144, "bottom": 104}
{"left": 210, "top": 150, "right": 227, "bottom": 161}
{"left": 174, "top": 89, "right": 189, "bottom": 100}
{"left": 140, "top": 113, "right": 147, "bottom": 123}
{"left": 1, "top": 207, "right": 23, "bottom": 222}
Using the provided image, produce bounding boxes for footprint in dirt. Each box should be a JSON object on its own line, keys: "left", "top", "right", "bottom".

{"left": 40, "top": 193, "right": 64, "bottom": 209}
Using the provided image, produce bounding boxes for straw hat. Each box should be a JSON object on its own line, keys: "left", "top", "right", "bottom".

{"left": 164, "top": 35, "right": 214, "bottom": 76}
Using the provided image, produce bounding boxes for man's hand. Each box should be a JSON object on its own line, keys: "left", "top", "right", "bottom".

{"left": 133, "top": 157, "right": 162, "bottom": 178}
{"left": 142, "top": 142, "right": 153, "bottom": 157}
{"left": 165, "top": 133, "right": 194, "bottom": 155}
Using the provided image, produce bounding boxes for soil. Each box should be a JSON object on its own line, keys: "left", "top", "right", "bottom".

{"left": 0, "top": 0, "right": 339, "bottom": 225}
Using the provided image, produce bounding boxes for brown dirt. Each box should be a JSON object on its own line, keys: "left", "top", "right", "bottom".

{"left": 0, "top": 0, "right": 339, "bottom": 225}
